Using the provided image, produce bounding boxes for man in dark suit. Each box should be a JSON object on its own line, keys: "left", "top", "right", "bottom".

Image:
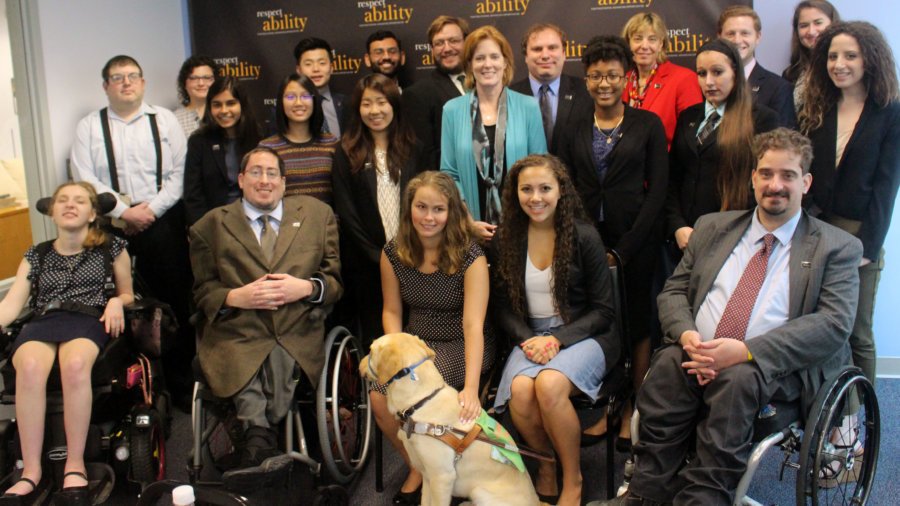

{"left": 510, "top": 23, "right": 593, "bottom": 155}
{"left": 402, "top": 15, "right": 469, "bottom": 170}
{"left": 190, "top": 147, "right": 341, "bottom": 474}
{"left": 294, "top": 37, "right": 348, "bottom": 136}
{"left": 592, "top": 129, "right": 862, "bottom": 505}
{"left": 718, "top": 5, "right": 797, "bottom": 129}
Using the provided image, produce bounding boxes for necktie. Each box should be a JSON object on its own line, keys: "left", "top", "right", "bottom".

{"left": 456, "top": 74, "right": 466, "bottom": 93}
{"left": 696, "top": 110, "right": 720, "bottom": 146}
{"left": 259, "top": 214, "right": 277, "bottom": 262}
{"left": 714, "top": 234, "right": 776, "bottom": 340}
{"left": 539, "top": 84, "right": 554, "bottom": 148}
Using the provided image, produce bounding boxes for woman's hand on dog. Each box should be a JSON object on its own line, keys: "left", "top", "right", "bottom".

{"left": 458, "top": 386, "right": 480, "bottom": 424}
{"left": 520, "top": 336, "right": 561, "bottom": 365}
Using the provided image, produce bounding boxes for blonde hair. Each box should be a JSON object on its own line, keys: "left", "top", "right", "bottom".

{"left": 49, "top": 181, "right": 108, "bottom": 248}
{"left": 463, "top": 26, "right": 515, "bottom": 90}
{"left": 621, "top": 12, "right": 669, "bottom": 64}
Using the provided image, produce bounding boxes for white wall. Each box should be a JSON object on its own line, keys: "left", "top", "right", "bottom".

{"left": 756, "top": 0, "right": 900, "bottom": 363}
{"left": 0, "top": 0, "right": 22, "bottom": 160}
{"left": 35, "top": 0, "right": 187, "bottom": 183}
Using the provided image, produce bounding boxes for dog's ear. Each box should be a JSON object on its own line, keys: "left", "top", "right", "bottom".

{"left": 373, "top": 335, "right": 406, "bottom": 386}
{"left": 359, "top": 353, "right": 372, "bottom": 380}
{"left": 414, "top": 335, "right": 436, "bottom": 360}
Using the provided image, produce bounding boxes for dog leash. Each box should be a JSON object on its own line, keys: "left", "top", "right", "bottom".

{"left": 400, "top": 418, "right": 556, "bottom": 463}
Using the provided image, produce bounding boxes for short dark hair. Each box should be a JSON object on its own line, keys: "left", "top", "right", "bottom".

{"left": 274, "top": 74, "right": 326, "bottom": 140}
{"left": 366, "top": 30, "right": 402, "bottom": 52}
{"left": 176, "top": 55, "right": 218, "bottom": 105}
{"left": 753, "top": 128, "right": 814, "bottom": 174}
{"left": 520, "top": 23, "right": 566, "bottom": 55}
{"left": 582, "top": 35, "right": 633, "bottom": 73}
{"left": 240, "top": 146, "right": 285, "bottom": 176}
{"left": 293, "top": 37, "right": 333, "bottom": 64}
{"left": 426, "top": 15, "right": 469, "bottom": 44}
{"left": 102, "top": 55, "right": 142, "bottom": 81}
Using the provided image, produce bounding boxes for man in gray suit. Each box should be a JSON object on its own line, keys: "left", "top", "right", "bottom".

{"left": 593, "top": 128, "right": 862, "bottom": 505}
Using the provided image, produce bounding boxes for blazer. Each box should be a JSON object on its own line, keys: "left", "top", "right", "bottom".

{"left": 509, "top": 73, "right": 594, "bottom": 155}
{"left": 189, "top": 196, "right": 343, "bottom": 397}
{"left": 622, "top": 61, "right": 703, "bottom": 147}
{"left": 183, "top": 130, "right": 254, "bottom": 226}
{"left": 402, "top": 69, "right": 464, "bottom": 170}
{"left": 331, "top": 143, "right": 423, "bottom": 267}
{"left": 658, "top": 209, "right": 861, "bottom": 412}
{"left": 748, "top": 63, "right": 797, "bottom": 129}
{"left": 666, "top": 102, "right": 780, "bottom": 238}
{"left": 440, "top": 88, "right": 548, "bottom": 221}
{"left": 805, "top": 100, "right": 900, "bottom": 260}
{"left": 558, "top": 106, "right": 668, "bottom": 265}
{"left": 492, "top": 220, "right": 620, "bottom": 369}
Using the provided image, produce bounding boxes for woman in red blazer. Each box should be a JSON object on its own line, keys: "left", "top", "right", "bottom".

{"left": 621, "top": 12, "right": 703, "bottom": 148}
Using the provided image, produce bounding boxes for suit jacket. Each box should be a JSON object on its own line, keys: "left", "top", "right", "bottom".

{"left": 332, "top": 91, "right": 349, "bottom": 132}
{"left": 510, "top": 73, "right": 594, "bottom": 155}
{"left": 440, "top": 88, "right": 548, "bottom": 221}
{"left": 183, "top": 130, "right": 254, "bottom": 226}
{"left": 805, "top": 100, "right": 900, "bottom": 260}
{"left": 666, "top": 103, "right": 780, "bottom": 238}
{"left": 402, "top": 69, "right": 464, "bottom": 170}
{"left": 748, "top": 63, "right": 797, "bottom": 129}
{"left": 492, "top": 220, "right": 620, "bottom": 368}
{"left": 622, "top": 61, "right": 703, "bottom": 147}
{"left": 658, "top": 210, "right": 861, "bottom": 412}
{"left": 558, "top": 105, "right": 668, "bottom": 265}
{"left": 189, "top": 196, "right": 343, "bottom": 397}
{"left": 331, "top": 143, "right": 423, "bottom": 267}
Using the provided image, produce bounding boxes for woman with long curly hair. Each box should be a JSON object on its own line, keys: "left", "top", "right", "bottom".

{"left": 491, "top": 154, "right": 619, "bottom": 506}
{"left": 800, "top": 21, "right": 900, "bottom": 409}
{"left": 371, "top": 171, "right": 495, "bottom": 505}
{"left": 174, "top": 55, "right": 218, "bottom": 138}
{"left": 783, "top": 1, "right": 840, "bottom": 112}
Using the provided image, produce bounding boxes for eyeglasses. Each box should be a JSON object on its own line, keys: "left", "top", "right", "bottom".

{"left": 432, "top": 37, "right": 464, "bottom": 49}
{"left": 283, "top": 93, "right": 314, "bottom": 102}
{"left": 108, "top": 73, "right": 143, "bottom": 84}
{"left": 187, "top": 75, "right": 215, "bottom": 83}
{"left": 243, "top": 168, "right": 281, "bottom": 180}
{"left": 585, "top": 73, "right": 623, "bottom": 84}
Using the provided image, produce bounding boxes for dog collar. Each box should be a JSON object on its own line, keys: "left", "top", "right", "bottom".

{"left": 380, "top": 355, "right": 431, "bottom": 387}
{"left": 397, "top": 385, "right": 445, "bottom": 422}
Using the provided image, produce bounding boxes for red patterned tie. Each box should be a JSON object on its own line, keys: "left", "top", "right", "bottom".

{"left": 714, "top": 234, "right": 776, "bottom": 341}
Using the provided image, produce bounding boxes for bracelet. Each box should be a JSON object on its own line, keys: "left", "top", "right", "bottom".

{"left": 747, "top": 350, "right": 754, "bottom": 362}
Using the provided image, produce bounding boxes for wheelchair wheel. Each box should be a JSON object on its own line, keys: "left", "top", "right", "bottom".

{"left": 130, "top": 408, "right": 166, "bottom": 487}
{"left": 316, "top": 326, "right": 372, "bottom": 484}
{"left": 797, "top": 367, "right": 879, "bottom": 505}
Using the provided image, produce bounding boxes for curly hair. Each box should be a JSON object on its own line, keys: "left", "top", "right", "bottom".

{"left": 495, "top": 154, "right": 586, "bottom": 322}
{"left": 784, "top": 1, "right": 840, "bottom": 83}
{"left": 176, "top": 55, "right": 218, "bottom": 106}
{"left": 394, "top": 171, "right": 474, "bottom": 274}
{"left": 582, "top": 35, "right": 633, "bottom": 72}
{"left": 49, "top": 182, "right": 108, "bottom": 248}
{"left": 800, "top": 21, "right": 900, "bottom": 133}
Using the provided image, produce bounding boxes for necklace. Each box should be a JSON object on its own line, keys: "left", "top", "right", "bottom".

{"left": 594, "top": 114, "right": 624, "bottom": 144}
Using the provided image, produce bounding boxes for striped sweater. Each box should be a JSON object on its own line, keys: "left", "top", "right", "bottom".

{"left": 259, "top": 134, "right": 339, "bottom": 205}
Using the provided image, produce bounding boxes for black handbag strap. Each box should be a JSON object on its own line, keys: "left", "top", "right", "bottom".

{"left": 99, "top": 107, "right": 163, "bottom": 193}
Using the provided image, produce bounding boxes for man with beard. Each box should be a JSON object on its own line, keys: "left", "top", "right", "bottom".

{"left": 364, "top": 30, "right": 407, "bottom": 89}
{"left": 402, "top": 15, "right": 469, "bottom": 169}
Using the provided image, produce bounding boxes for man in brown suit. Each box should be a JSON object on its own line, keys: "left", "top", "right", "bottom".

{"left": 189, "top": 146, "right": 342, "bottom": 472}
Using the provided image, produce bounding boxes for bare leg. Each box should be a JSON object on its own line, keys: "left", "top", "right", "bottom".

{"left": 508, "top": 375, "right": 556, "bottom": 497}
{"left": 58, "top": 338, "right": 99, "bottom": 488}
{"left": 6, "top": 341, "right": 56, "bottom": 495}
{"left": 534, "top": 370, "right": 581, "bottom": 506}
{"left": 370, "top": 391, "right": 422, "bottom": 493}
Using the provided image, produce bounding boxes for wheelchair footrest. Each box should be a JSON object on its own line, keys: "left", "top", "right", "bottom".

{"left": 221, "top": 454, "right": 293, "bottom": 494}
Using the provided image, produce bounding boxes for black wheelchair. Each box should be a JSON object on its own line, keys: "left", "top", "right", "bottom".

{"left": 619, "top": 365, "right": 880, "bottom": 505}
{"left": 136, "top": 326, "right": 372, "bottom": 505}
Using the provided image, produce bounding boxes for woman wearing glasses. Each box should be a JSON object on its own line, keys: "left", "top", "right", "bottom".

{"left": 259, "top": 74, "right": 339, "bottom": 206}
{"left": 174, "top": 55, "right": 218, "bottom": 138}
{"left": 559, "top": 36, "right": 668, "bottom": 451}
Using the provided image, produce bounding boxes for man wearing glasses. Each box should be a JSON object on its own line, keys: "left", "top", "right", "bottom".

{"left": 70, "top": 54, "right": 195, "bottom": 409}
{"left": 511, "top": 23, "right": 593, "bottom": 155}
{"left": 189, "top": 147, "right": 341, "bottom": 483}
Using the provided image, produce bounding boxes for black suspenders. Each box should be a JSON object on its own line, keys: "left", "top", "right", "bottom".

{"left": 99, "top": 107, "right": 163, "bottom": 193}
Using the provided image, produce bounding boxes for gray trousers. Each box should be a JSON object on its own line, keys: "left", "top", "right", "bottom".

{"left": 631, "top": 345, "right": 802, "bottom": 505}
{"left": 233, "top": 345, "right": 299, "bottom": 428}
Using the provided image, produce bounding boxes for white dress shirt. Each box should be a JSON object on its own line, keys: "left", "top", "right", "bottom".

{"left": 242, "top": 199, "right": 283, "bottom": 243}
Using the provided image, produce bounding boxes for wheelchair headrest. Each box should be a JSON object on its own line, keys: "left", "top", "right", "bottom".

{"left": 36, "top": 192, "right": 118, "bottom": 216}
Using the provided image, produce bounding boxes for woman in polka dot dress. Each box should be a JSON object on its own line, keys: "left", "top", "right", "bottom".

{"left": 371, "top": 171, "right": 495, "bottom": 505}
{"left": 0, "top": 182, "right": 134, "bottom": 500}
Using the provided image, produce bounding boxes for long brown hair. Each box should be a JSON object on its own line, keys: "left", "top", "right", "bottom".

{"left": 341, "top": 74, "right": 415, "bottom": 182}
{"left": 800, "top": 21, "right": 900, "bottom": 133}
{"left": 698, "top": 39, "right": 756, "bottom": 211}
{"left": 784, "top": 1, "right": 840, "bottom": 83}
{"left": 495, "top": 154, "right": 586, "bottom": 322}
{"left": 394, "top": 171, "right": 474, "bottom": 274}
{"left": 49, "top": 182, "right": 108, "bottom": 248}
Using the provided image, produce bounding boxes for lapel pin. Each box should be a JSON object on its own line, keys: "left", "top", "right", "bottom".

{"left": 801, "top": 261, "right": 812, "bottom": 268}
{"left": 654, "top": 83, "right": 662, "bottom": 89}
{"left": 564, "top": 94, "right": 573, "bottom": 100}
{"left": 293, "top": 222, "right": 300, "bottom": 227}
{"left": 212, "top": 144, "right": 220, "bottom": 151}
{"left": 752, "top": 86, "right": 760, "bottom": 92}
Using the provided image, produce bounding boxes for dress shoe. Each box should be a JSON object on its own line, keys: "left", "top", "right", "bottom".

{"left": 392, "top": 484, "right": 421, "bottom": 505}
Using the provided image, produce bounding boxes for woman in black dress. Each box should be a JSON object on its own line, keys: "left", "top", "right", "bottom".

{"left": 0, "top": 182, "right": 133, "bottom": 501}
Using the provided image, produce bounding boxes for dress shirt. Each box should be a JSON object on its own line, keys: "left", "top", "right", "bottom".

{"left": 70, "top": 103, "right": 187, "bottom": 218}
{"left": 743, "top": 58, "right": 757, "bottom": 83}
{"left": 450, "top": 72, "right": 466, "bottom": 95}
{"left": 242, "top": 198, "right": 283, "bottom": 243}
{"left": 528, "top": 75, "right": 560, "bottom": 123}
{"left": 695, "top": 208, "right": 801, "bottom": 341}
{"left": 696, "top": 101, "right": 726, "bottom": 136}
{"left": 319, "top": 86, "right": 341, "bottom": 137}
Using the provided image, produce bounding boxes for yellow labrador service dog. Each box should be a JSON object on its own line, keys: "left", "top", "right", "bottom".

{"left": 361, "top": 333, "right": 542, "bottom": 506}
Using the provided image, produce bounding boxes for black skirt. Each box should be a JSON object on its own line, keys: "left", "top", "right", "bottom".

{"left": 12, "top": 310, "right": 109, "bottom": 356}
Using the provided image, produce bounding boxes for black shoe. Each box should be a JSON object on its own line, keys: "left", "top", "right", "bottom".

{"left": 615, "top": 437, "right": 632, "bottom": 453}
{"left": 392, "top": 484, "right": 421, "bottom": 505}
{"left": 52, "top": 471, "right": 90, "bottom": 506}
{"left": 1, "top": 477, "right": 47, "bottom": 504}
{"left": 580, "top": 431, "right": 606, "bottom": 448}
{"left": 222, "top": 454, "right": 293, "bottom": 494}
{"left": 240, "top": 425, "right": 280, "bottom": 468}
{"left": 538, "top": 492, "right": 560, "bottom": 504}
